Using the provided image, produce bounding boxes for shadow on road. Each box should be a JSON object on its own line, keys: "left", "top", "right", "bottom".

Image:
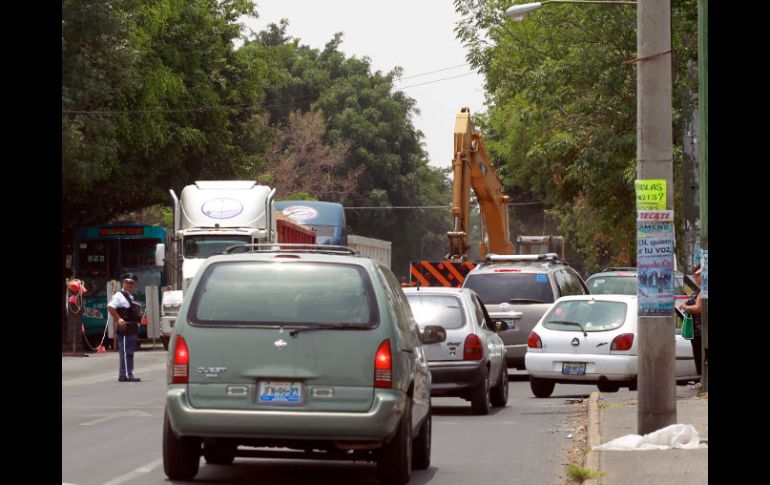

{"left": 172, "top": 459, "right": 439, "bottom": 484}
{"left": 505, "top": 372, "right": 529, "bottom": 382}
{"left": 430, "top": 404, "right": 506, "bottom": 417}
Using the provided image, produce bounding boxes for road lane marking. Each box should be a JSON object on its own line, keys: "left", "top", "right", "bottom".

{"left": 80, "top": 410, "right": 152, "bottom": 426}
{"left": 100, "top": 458, "right": 163, "bottom": 485}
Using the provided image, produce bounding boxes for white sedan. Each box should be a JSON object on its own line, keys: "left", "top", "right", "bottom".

{"left": 525, "top": 294, "right": 698, "bottom": 397}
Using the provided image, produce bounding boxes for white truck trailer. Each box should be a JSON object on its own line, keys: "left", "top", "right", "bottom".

{"left": 348, "top": 234, "right": 392, "bottom": 269}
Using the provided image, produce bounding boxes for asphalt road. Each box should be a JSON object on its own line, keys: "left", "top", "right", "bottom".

{"left": 63, "top": 351, "right": 598, "bottom": 485}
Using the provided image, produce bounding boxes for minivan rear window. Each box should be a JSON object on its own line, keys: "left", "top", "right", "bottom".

{"left": 190, "top": 262, "right": 377, "bottom": 327}
{"left": 406, "top": 294, "right": 466, "bottom": 330}
{"left": 464, "top": 273, "right": 554, "bottom": 305}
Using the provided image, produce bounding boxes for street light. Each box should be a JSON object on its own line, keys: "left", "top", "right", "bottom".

{"left": 506, "top": 1, "right": 637, "bottom": 22}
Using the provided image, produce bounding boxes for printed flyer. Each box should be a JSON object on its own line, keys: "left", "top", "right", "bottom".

{"left": 637, "top": 217, "right": 675, "bottom": 316}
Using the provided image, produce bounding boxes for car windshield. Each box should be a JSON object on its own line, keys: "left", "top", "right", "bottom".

{"left": 183, "top": 235, "right": 251, "bottom": 258}
{"left": 587, "top": 273, "right": 687, "bottom": 296}
{"left": 543, "top": 300, "right": 628, "bottom": 332}
{"left": 586, "top": 275, "right": 637, "bottom": 295}
{"left": 406, "top": 294, "right": 465, "bottom": 329}
{"left": 191, "top": 262, "right": 376, "bottom": 326}
{"left": 464, "top": 273, "right": 554, "bottom": 305}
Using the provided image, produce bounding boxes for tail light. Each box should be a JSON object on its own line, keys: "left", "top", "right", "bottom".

{"left": 374, "top": 340, "right": 392, "bottom": 388}
{"left": 464, "top": 334, "right": 483, "bottom": 360}
{"left": 611, "top": 333, "right": 634, "bottom": 351}
{"left": 528, "top": 331, "right": 542, "bottom": 349}
{"left": 172, "top": 335, "right": 190, "bottom": 384}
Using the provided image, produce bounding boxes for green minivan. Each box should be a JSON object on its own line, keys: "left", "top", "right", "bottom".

{"left": 163, "top": 246, "right": 444, "bottom": 484}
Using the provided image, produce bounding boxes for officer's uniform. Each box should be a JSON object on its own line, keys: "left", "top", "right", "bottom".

{"left": 108, "top": 276, "right": 143, "bottom": 382}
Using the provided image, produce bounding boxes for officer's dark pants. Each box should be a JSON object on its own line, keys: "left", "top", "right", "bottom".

{"left": 118, "top": 333, "right": 138, "bottom": 380}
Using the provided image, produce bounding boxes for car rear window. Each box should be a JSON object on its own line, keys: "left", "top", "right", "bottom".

{"left": 406, "top": 294, "right": 466, "bottom": 330}
{"left": 587, "top": 276, "right": 637, "bottom": 295}
{"left": 543, "top": 300, "right": 628, "bottom": 332}
{"left": 464, "top": 273, "right": 554, "bottom": 305}
{"left": 190, "top": 261, "right": 377, "bottom": 326}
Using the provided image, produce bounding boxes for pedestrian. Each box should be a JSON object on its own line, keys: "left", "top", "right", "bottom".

{"left": 682, "top": 265, "right": 703, "bottom": 376}
{"left": 107, "top": 273, "right": 143, "bottom": 382}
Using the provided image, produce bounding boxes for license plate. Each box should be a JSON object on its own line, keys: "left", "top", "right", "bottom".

{"left": 257, "top": 380, "right": 304, "bottom": 404}
{"left": 562, "top": 362, "right": 587, "bottom": 375}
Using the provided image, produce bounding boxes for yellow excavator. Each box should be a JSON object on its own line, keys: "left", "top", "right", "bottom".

{"left": 409, "top": 107, "right": 563, "bottom": 287}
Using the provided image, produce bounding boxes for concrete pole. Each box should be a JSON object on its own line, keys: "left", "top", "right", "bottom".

{"left": 636, "top": 0, "right": 677, "bottom": 434}
{"left": 698, "top": 0, "right": 708, "bottom": 392}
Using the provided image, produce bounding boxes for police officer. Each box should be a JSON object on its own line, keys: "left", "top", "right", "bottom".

{"left": 107, "top": 273, "right": 143, "bottom": 382}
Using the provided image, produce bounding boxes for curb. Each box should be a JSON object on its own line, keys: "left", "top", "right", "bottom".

{"left": 584, "top": 391, "right": 602, "bottom": 485}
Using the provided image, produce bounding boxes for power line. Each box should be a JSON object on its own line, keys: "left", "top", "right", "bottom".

{"left": 344, "top": 202, "right": 544, "bottom": 210}
{"left": 398, "top": 63, "right": 470, "bottom": 81}
{"left": 395, "top": 72, "right": 478, "bottom": 90}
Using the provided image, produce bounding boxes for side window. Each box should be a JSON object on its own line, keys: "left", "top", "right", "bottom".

{"left": 564, "top": 269, "right": 587, "bottom": 295}
{"left": 471, "top": 296, "right": 488, "bottom": 330}
{"left": 554, "top": 270, "right": 570, "bottom": 297}
{"left": 377, "top": 265, "right": 419, "bottom": 350}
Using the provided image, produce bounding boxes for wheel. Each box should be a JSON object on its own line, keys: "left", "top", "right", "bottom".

{"left": 161, "top": 335, "right": 170, "bottom": 351}
{"left": 597, "top": 381, "right": 620, "bottom": 393}
{"left": 490, "top": 365, "right": 509, "bottom": 408}
{"left": 412, "top": 408, "right": 431, "bottom": 470}
{"left": 163, "top": 412, "right": 201, "bottom": 481}
{"left": 377, "top": 397, "right": 412, "bottom": 484}
{"left": 471, "top": 369, "right": 491, "bottom": 415}
{"left": 203, "top": 445, "right": 235, "bottom": 465}
{"left": 530, "top": 377, "right": 555, "bottom": 398}
{"left": 628, "top": 378, "right": 638, "bottom": 391}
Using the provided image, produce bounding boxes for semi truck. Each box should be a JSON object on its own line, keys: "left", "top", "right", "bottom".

{"left": 158, "top": 181, "right": 316, "bottom": 349}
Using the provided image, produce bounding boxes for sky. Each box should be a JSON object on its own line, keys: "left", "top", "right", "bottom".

{"left": 242, "top": 0, "right": 487, "bottom": 169}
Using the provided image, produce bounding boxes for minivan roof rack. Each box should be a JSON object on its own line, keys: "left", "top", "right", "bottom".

{"left": 222, "top": 243, "right": 359, "bottom": 256}
{"left": 602, "top": 266, "right": 637, "bottom": 272}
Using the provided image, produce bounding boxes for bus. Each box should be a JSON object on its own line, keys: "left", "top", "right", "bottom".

{"left": 275, "top": 201, "right": 348, "bottom": 246}
{"left": 71, "top": 224, "right": 168, "bottom": 348}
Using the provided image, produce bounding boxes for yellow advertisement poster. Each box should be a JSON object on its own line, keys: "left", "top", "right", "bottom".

{"left": 635, "top": 179, "right": 666, "bottom": 210}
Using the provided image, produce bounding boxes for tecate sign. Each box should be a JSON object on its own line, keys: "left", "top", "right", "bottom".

{"left": 282, "top": 205, "right": 319, "bottom": 222}
{"left": 201, "top": 198, "right": 244, "bottom": 219}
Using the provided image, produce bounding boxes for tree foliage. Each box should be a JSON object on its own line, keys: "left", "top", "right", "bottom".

{"left": 454, "top": 0, "right": 698, "bottom": 274}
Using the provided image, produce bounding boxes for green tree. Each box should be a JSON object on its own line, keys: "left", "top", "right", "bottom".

{"left": 454, "top": 0, "right": 698, "bottom": 274}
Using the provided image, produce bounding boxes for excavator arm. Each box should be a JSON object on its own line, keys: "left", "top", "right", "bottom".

{"left": 447, "top": 108, "right": 513, "bottom": 261}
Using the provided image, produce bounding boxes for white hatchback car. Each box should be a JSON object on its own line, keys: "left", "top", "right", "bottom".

{"left": 525, "top": 294, "right": 698, "bottom": 397}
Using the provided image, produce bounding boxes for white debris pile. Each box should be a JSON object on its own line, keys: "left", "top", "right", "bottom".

{"left": 593, "top": 424, "right": 707, "bottom": 451}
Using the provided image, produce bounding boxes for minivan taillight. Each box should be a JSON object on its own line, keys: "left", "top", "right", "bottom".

{"left": 172, "top": 335, "right": 190, "bottom": 384}
{"left": 611, "top": 333, "right": 634, "bottom": 351}
{"left": 528, "top": 331, "right": 542, "bottom": 349}
{"left": 374, "top": 340, "right": 392, "bottom": 388}
{"left": 464, "top": 334, "right": 483, "bottom": 360}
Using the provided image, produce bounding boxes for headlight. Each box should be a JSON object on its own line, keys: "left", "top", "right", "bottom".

{"left": 162, "top": 303, "right": 181, "bottom": 315}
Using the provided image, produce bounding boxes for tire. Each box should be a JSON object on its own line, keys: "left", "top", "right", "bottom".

{"left": 412, "top": 408, "right": 431, "bottom": 470}
{"left": 530, "top": 377, "right": 555, "bottom": 398}
{"left": 471, "top": 369, "right": 491, "bottom": 415}
{"left": 597, "top": 381, "right": 620, "bottom": 393}
{"left": 161, "top": 335, "right": 170, "bottom": 351}
{"left": 628, "top": 378, "right": 638, "bottom": 391}
{"left": 163, "top": 412, "right": 201, "bottom": 481}
{"left": 377, "top": 397, "right": 412, "bottom": 485}
{"left": 490, "top": 365, "right": 509, "bottom": 408}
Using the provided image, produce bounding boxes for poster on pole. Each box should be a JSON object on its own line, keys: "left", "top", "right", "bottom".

{"left": 635, "top": 179, "right": 666, "bottom": 210}
{"left": 637, "top": 215, "right": 675, "bottom": 316}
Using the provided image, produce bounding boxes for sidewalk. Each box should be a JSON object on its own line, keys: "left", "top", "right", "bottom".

{"left": 585, "top": 385, "right": 708, "bottom": 485}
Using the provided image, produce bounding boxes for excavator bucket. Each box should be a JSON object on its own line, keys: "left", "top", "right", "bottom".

{"left": 408, "top": 260, "right": 477, "bottom": 288}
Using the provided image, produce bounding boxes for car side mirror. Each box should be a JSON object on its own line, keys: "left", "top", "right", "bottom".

{"left": 155, "top": 243, "right": 165, "bottom": 267}
{"left": 419, "top": 325, "right": 447, "bottom": 345}
{"left": 494, "top": 320, "right": 510, "bottom": 332}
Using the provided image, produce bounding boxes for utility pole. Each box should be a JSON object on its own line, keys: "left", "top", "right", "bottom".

{"left": 698, "top": 0, "right": 708, "bottom": 392}
{"left": 636, "top": 0, "right": 677, "bottom": 434}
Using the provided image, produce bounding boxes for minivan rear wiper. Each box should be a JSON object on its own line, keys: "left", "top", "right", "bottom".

{"left": 549, "top": 320, "right": 588, "bottom": 337}
{"left": 288, "top": 324, "right": 367, "bottom": 337}
{"left": 507, "top": 298, "right": 546, "bottom": 304}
